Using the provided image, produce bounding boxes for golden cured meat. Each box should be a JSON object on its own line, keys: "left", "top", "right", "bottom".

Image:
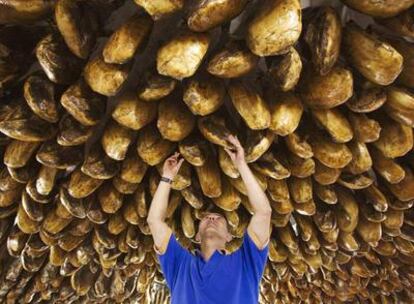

{"left": 42, "top": 208, "right": 72, "bottom": 234}
{"left": 290, "top": 179, "right": 314, "bottom": 208}
{"left": 386, "top": 166, "right": 414, "bottom": 202}
{"left": 68, "top": 168, "right": 103, "bottom": 199}
{"left": 311, "top": 108, "right": 353, "bottom": 143}
{"left": 112, "top": 92, "right": 157, "bottom": 130}
{"left": 377, "top": 8, "right": 414, "bottom": 39}
{"left": 4, "top": 140, "right": 39, "bottom": 168}
{"left": 0, "top": 0, "right": 55, "bottom": 24}
{"left": 57, "top": 113, "right": 94, "bottom": 146}
{"left": 244, "top": 129, "right": 275, "bottom": 163}
{"left": 341, "top": 0, "right": 414, "bottom": 18}
{"left": 1, "top": 2, "right": 414, "bottom": 302}
{"left": 157, "top": 99, "right": 195, "bottom": 141}
{"left": 195, "top": 151, "right": 221, "bottom": 198}
{"left": 389, "top": 38, "right": 414, "bottom": 89}
{"left": 120, "top": 151, "right": 148, "bottom": 184}
{"left": 343, "top": 22, "right": 403, "bottom": 86}
{"left": 286, "top": 152, "right": 314, "bottom": 178}
{"left": 348, "top": 112, "right": 381, "bottom": 143}
{"left": 268, "top": 92, "right": 303, "bottom": 136}
{"left": 345, "top": 140, "right": 372, "bottom": 175}
{"left": 228, "top": 80, "right": 270, "bottom": 130}
{"left": 136, "top": 125, "right": 176, "bottom": 166}
{"left": 36, "top": 33, "right": 83, "bottom": 85}
{"left": 230, "top": 168, "right": 267, "bottom": 195}
{"left": 84, "top": 57, "right": 129, "bottom": 98}
{"left": 60, "top": 79, "right": 105, "bottom": 127}
{"left": 314, "top": 183, "right": 337, "bottom": 204}
{"left": 268, "top": 48, "right": 302, "bottom": 92}
{"left": 181, "top": 203, "right": 195, "bottom": 239}
{"left": 0, "top": 102, "right": 56, "bottom": 142}
{"left": 187, "top": 0, "right": 248, "bottom": 32}
{"left": 59, "top": 185, "right": 86, "bottom": 219}
{"left": 372, "top": 116, "right": 413, "bottom": 158}
{"left": 336, "top": 188, "right": 359, "bottom": 233}
{"left": 304, "top": 6, "right": 342, "bottom": 75}
{"left": 251, "top": 150, "right": 290, "bottom": 180}
{"left": 101, "top": 119, "right": 135, "bottom": 161}
{"left": 103, "top": 13, "right": 153, "bottom": 64}
{"left": 157, "top": 31, "right": 210, "bottom": 80}
{"left": 36, "top": 140, "right": 83, "bottom": 169}
{"left": 137, "top": 70, "right": 177, "bottom": 101}
{"left": 35, "top": 165, "right": 58, "bottom": 196}
{"left": 247, "top": 0, "right": 302, "bottom": 56}
{"left": 81, "top": 142, "right": 120, "bottom": 180}
{"left": 309, "top": 130, "right": 352, "bottom": 169}
{"left": 183, "top": 75, "right": 225, "bottom": 116}
{"left": 385, "top": 86, "right": 414, "bottom": 127}
{"left": 98, "top": 182, "right": 123, "bottom": 214}
{"left": 133, "top": 0, "right": 184, "bottom": 20}
{"left": 346, "top": 85, "right": 387, "bottom": 113}
{"left": 284, "top": 131, "right": 313, "bottom": 159}
{"left": 23, "top": 74, "right": 59, "bottom": 123}
{"left": 370, "top": 146, "right": 405, "bottom": 184}
{"left": 55, "top": 0, "right": 97, "bottom": 59}
{"left": 197, "top": 113, "right": 234, "bottom": 148}
{"left": 178, "top": 134, "right": 208, "bottom": 167}
{"left": 300, "top": 65, "right": 353, "bottom": 109}
{"left": 207, "top": 40, "right": 259, "bottom": 78}
{"left": 357, "top": 214, "right": 382, "bottom": 245}
{"left": 107, "top": 212, "right": 127, "bottom": 235}
{"left": 212, "top": 176, "right": 241, "bottom": 211}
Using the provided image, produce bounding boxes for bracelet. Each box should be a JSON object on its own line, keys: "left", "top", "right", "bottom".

{"left": 160, "top": 176, "right": 172, "bottom": 184}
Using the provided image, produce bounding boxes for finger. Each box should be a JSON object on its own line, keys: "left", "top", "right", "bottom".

{"left": 226, "top": 138, "right": 235, "bottom": 148}
{"left": 177, "top": 158, "right": 184, "bottom": 167}
{"left": 227, "top": 135, "right": 240, "bottom": 147}
{"left": 226, "top": 134, "right": 235, "bottom": 143}
{"left": 224, "top": 147, "right": 235, "bottom": 159}
{"left": 233, "top": 135, "right": 242, "bottom": 146}
{"left": 167, "top": 156, "right": 175, "bottom": 162}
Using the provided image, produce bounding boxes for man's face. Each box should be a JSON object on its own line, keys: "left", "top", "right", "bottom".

{"left": 196, "top": 212, "right": 231, "bottom": 243}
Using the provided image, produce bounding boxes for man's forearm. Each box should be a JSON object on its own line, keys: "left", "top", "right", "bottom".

{"left": 147, "top": 181, "right": 171, "bottom": 222}
{"left": 238, "top": 162, "right": 272, "bottom": 214}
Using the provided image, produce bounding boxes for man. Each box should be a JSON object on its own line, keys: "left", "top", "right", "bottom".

{"left": 147, "top": 134, "right": 272, "bottom": 304}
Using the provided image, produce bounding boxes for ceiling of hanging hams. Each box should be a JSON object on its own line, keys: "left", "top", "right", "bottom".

{"left": 0, "top": 0, "right": 414, "bottom": 303}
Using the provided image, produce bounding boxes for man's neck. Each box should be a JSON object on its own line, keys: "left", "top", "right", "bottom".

{"left": 200, "top": 237, "right": 226, "bottom": 262}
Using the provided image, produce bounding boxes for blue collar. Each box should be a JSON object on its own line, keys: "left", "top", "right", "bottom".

{"left": 193, "top": 248, "right": 227, "bottom": 257}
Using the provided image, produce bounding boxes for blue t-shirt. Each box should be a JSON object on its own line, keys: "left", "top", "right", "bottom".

{"left": 155, "top": 229, "right": 269, "bottom": 304}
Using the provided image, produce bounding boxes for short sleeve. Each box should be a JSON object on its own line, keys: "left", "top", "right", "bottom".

{"left": 240, "top": 228, "right": 269, "bottom": 284}
{"left": 155, "top": 231, "right": 189, "bottom": 291}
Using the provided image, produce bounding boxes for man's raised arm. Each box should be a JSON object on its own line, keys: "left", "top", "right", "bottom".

{"left": 224, "top": 135, "right": 272, "bottom": 250}
{"left": 147, "top": 152, "right": 184, "bottom": 254}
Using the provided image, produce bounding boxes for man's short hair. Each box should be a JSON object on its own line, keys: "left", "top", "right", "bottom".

{"left": 200, "top": 204, "right": 226, "bottom": 219}
{"left": 199, "top": 204, "right": 231, "bottom": 230}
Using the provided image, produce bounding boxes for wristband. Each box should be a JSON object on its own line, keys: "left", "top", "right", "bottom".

{"left": 160, "top": 176, "right": 172, "bottom": 184}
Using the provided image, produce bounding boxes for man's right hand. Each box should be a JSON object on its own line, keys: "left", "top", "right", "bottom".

{"left": 162, "top": 152, "right": 184, "bottom": 179}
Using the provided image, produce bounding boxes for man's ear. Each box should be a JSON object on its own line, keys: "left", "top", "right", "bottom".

{"left": 226, "top": 231, "right": 233, "bottom": 243}
{"left": 195, "top": 231, "right": 200, "bottom": 242}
